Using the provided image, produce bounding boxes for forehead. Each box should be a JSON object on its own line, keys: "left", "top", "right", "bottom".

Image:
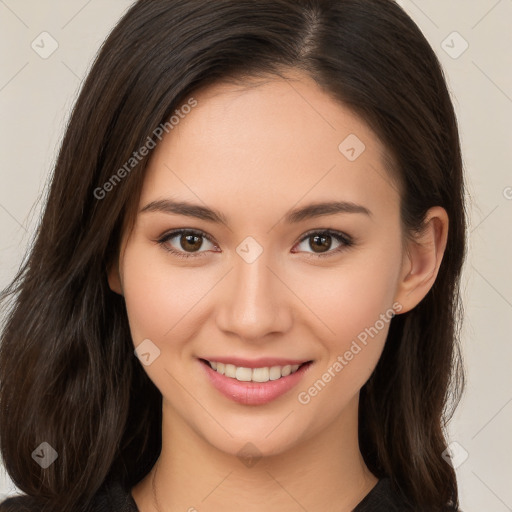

{"left": 139, "top": 72, "right": 401, "bottom": 224}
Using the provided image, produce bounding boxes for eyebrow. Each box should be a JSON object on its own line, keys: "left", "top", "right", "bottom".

{"left": 139, "top": 198, "right": 372, "bottom": 224}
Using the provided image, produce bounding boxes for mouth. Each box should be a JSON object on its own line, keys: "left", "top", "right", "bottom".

{"left": 199, "top": 358, "right": 313, "bottom": 383}
{"left": 198, "top": 357, "right": 314, "bottom": 405}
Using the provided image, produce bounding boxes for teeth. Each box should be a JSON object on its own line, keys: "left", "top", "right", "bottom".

{"left": 207, "top": 360, "right": 302, "bottom": 382}
{"left": 225, "top": 364, "right": 236, "bottom": 378}
{"left": 269, "top": 366, "right": 282, "bottom": 380}
{"left": 252, "top": 367, "right": 269, "bottom": 382}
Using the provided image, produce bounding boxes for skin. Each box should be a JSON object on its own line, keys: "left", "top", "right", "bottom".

{"left": 108, "top": 70, "right": 448, "bottom": 512}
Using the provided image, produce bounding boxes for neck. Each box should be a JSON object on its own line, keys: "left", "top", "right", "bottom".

{"left": 132, "top": 394, "right": 377, "bottom": 512}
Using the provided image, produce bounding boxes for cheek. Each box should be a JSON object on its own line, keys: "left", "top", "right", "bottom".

{"left": 293, "top": 274, "right": 398, "bottom": 417}
{"left": 120, "top": 243, "right": 211, "bottom": 347}
{"left": 296, "top": 251, "right": 401, "bottom": 345}
{"left": 291, "top": 243, "right": 402, "bottom": 396}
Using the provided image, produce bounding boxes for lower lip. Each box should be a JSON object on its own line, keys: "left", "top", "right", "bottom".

{"left": 199, "top": 359, "right": 313, "bottom": 405}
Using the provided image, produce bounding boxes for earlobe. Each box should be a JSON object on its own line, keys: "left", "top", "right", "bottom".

{"left": 107, "top": 259, "right": 124, "bottom": 296}
{"left": 394, "top": 206, "right": 449, "bottom": 314}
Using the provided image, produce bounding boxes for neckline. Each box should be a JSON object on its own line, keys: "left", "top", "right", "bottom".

{"left": 126, "top": 478, "right": 391, "bottom": 511}
{"left": 354, "top": 477, "right": 387, "bottom": 507}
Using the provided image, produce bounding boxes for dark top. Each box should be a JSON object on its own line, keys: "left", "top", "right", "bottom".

{"left": 0, "top": 477, "right": 412, "bottom": 511}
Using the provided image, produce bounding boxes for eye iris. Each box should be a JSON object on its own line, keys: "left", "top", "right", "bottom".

{"left": 181, "top": 233, "right": 202, "bottom": 252}
{"left": 310, "top": 234, "right": 331, "bottom": 253}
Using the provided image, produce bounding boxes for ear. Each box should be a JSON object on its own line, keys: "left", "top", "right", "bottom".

{"left": 394, "top": 206, "right": 449, "bottom": 314}
{"left": 107, "top": 258, "right": 124, "bottom": 296}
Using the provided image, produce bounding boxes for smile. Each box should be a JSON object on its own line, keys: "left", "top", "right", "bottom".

{"left": 199, "top": 358, "right": 314, "bottom": 405}
{"left": 204, "top": 359, "right": 307, "bottom": 383}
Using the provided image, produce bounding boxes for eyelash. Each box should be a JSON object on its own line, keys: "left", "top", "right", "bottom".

{"left": 156, "top": 228, "right": 354, "bottom": 260}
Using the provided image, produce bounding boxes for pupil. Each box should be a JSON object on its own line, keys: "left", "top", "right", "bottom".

{"left": 182, "top": 234, "right": 202, "bottom": 251}
{"left": 311, "top": 234, "right": 330, "bottom": 253}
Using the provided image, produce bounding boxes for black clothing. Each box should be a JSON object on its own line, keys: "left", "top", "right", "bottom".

{"left": 353, "top": 478, "right": 412, "bottom": 511}
{"left": 1, "top": 477, "right": 412, "bottom": 511}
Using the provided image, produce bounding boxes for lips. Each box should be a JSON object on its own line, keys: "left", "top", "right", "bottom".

{"left": 200, "top": 356, "right": 310, "bottom": 368}
{"left": 199, "top": 357, "right": 314, "bottom": 405}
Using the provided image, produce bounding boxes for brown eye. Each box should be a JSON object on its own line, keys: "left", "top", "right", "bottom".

{"left": 309, "top": 234, "right": 332, "bottom": 253}
{"left": 157, "top": 229, "right": 217, "bottom": 258}
{"left": 180, "top": 233, "right": 203, "bottom": 252}
{"left": 294, "top": 230, "right": 353, "bottom": 257}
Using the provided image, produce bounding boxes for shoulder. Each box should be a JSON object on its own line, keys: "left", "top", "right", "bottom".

{"left": 353, "top": 478, "right": 414, "bottom": 512}
{"left": 87, "top": 477, "right": 139, "bottom": 512}
{"left": 0, "top": 478, "right": 138, "bottom": 512}
{"left": 354, "top": 478, "right": 461, "bottom": 512}
{"left": 0, "top": 494, "right": 41, "bottom": 511}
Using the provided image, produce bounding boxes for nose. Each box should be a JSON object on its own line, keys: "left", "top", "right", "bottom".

{"left": 215, "top": 247, "right": 293, "bottom": 342}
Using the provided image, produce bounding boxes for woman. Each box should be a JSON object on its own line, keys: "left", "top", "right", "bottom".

{"left": 0, "top": 0, "right": 466, "bottom": 510}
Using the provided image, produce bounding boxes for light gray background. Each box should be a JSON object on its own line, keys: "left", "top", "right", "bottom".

{"left": 0, "top": 1, "right": 511, "bottom": 510}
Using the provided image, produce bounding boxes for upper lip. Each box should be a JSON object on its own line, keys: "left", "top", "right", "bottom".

{"left": 200, "top": 356, "right": 312, "bottom": 369}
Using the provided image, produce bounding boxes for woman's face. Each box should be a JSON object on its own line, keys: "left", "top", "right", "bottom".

{"left": 110, "top": 72, "right": 410, "bottom": 457}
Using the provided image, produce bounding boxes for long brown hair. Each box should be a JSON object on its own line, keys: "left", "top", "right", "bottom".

{"left": 0, "top": 1, "right": 466, "bottom": 510}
